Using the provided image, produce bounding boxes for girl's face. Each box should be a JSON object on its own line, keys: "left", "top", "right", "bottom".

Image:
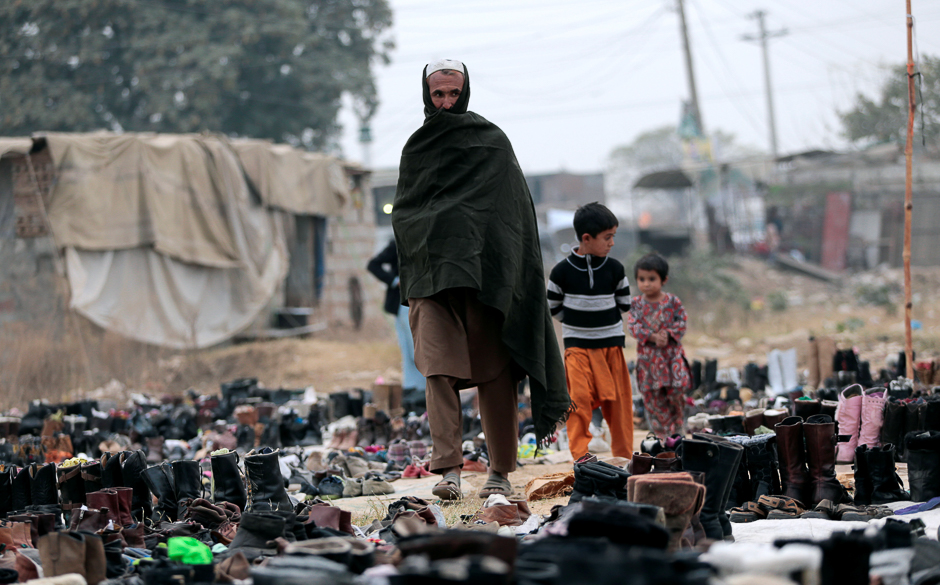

{"left": 636, "top": 268, "right": 666, "bottom": 298}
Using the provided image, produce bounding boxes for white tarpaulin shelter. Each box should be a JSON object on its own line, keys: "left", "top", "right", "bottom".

{"left": 36, "top": 131, "right": 349, "bottom": 349}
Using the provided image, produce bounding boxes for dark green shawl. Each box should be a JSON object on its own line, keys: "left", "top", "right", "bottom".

{"left": 392, "top": 76, "right": 570, "bottom": 444}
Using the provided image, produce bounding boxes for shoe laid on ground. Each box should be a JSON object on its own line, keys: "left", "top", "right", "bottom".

{"left": 729, "top": 501, "right": 767, "bottom": 523}
{"left": 462, "top": 458, "right": 488, "bottom": 473}
{"left": 757, "top": 495, "right": 806, "bottom": 519}
{"left": 800, "top": 499, "right": 834, "bottom": 519}
{"left": 362, "top": 477, "right": 395, "bottom": 496}
{"left": 318, "top": 476, "right": 345, "bottom": 500}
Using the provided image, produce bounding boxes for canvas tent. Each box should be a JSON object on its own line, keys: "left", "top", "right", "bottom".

{"left": 10, "top": 132, "right": 350, "bottom": 349}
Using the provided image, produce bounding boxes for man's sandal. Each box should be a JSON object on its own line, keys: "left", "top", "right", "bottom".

{"left": 478, "top": 474, "right": 512, "bottom": 499}
{"left": 431, "top": 472, "right": 462, "bottom": 501}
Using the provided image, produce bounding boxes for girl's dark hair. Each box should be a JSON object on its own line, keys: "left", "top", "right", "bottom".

{"left": 573, "top": 202, "right": 619, "bottom": 241}
{"left": 634, "top": 253, "right": 669, "bottom": 280}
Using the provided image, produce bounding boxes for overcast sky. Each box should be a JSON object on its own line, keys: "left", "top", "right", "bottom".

{"left": 337, "top": 0, "right": 940, "bottom": 175}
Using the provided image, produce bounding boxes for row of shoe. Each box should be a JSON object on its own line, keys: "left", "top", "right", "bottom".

{"left": 730, "top": 494, "right": 892, "bottom": 522}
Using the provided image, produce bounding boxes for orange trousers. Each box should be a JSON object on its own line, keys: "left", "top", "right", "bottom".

{"left": 564, "top": 346, "right": 634, "bottom": 460}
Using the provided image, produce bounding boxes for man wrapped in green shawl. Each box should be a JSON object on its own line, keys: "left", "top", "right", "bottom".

{"left": 392, "top": 59, "right": 569, "bottom": 499}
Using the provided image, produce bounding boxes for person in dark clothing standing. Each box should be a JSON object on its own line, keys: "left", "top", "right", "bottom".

{"left": 367, "top": 239, "right": 426, "bottom": 412}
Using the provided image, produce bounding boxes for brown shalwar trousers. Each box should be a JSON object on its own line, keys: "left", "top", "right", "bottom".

{"left": 409, "top": 288, "right": 519, "bottom": 475}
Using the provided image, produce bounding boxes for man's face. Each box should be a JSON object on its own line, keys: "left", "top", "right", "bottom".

{"left": 428, "top": 71, "right": 464, "bottom": 110}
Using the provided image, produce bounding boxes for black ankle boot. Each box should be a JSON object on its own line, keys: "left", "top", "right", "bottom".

{"left": 245, "top": 448, "right": 292, "bottom": 512}
{"left": 852, "top": 445, "right": 874, "bottom": 505}
{"left": 141, "top": 462, "right": 177, "bottom": 523}
{"left": 867, "top": 444, "right": 908, "bottom": 503}
{"left": 211, "top": 451, "right": 247, "bottom": 513}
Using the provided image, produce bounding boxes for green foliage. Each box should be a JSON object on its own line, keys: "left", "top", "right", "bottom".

{"left": 766, "top": 291, "right": 788, "bottom": 312}
{"left": 836, "top": 317, "right": 865, "bottom": 333}
{"left": 839, "top": 55, "right": 940, "bottom": 150}
{"left": 0, "top": 0, "right": 393, "bottom": 150}
{"left": 855, "top": 283, "right": 898, "bottom": 315}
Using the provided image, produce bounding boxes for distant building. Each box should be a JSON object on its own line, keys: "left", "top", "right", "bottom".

{"left": 526, "top": 172, "right": 605, "bottom": 214}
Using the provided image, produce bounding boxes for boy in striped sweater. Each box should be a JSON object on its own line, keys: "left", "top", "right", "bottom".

{"left": 547, "top": 202, "right": 634, "bottom": 460}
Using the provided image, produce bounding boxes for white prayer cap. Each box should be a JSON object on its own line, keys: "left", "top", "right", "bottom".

{"left": 426, "top": 59, "right": 465, "bottom": 78}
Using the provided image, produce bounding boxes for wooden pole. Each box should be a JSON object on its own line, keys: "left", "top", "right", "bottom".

{"left": 904, "top": 0, "right": 915, "bottom": 379}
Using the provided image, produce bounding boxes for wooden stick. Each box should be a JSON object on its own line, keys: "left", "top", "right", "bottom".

{"left": 904, "top": 0, "right": 915, "bottom": 379}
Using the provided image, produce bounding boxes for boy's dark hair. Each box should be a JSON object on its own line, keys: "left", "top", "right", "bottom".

{"left": 573, "top": 202, "right": 619, "bottom": 241}
{"left": 634, "top": 253, "right": 669, "bottom": 280}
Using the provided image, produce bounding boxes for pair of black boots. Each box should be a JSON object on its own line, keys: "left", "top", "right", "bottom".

{"left": 570, "top": 460, "right": 631, "bottom": 502}
{"left": 852, "top": 444, "right": 908, "bottom": 505}
{"left": 882, "top": 396, "right": 940, "bottom": 461}
{"left": 141, "top": 460, "right": 203, "bottom": 524}
{"left": 726, "top": 434, "right": 782, "bottom": 509}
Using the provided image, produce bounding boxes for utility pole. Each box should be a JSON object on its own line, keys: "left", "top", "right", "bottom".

{"left": 903, "top": 0, "right": 915, "bottom": 379}
{"left": 677, "top": 0, "right": 704, "bottom": 135}
{"left": 742, "top": 10, "right": 787, "bottom": 159}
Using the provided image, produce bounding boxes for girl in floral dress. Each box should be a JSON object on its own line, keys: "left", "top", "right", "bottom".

{"left": 627, "top": 254, "right": 692, "bottom": 438}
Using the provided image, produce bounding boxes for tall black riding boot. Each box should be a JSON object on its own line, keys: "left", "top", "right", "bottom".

{"left": 81, "top": 461, "right": 103, "bottom": 495}
{"left": 688, "top": 434, "right": 743, "bottom": 540}
{"left": 881, "top": 400, "right": 906, "bottom": 460}
{"left": 140, "top": 462, "right": 177, "bottom": 524}
{"left": 120, "top": 450, "right": 152, "bottom": 523}
{"left": 244, "top": 448, "right": 292, "bottom": 512}
{"left": 0, "top": 466, "right": 14, "bottom": 517}
{"left": 100, "top": 452, "right": 125, "bottom": 489}
{"left": 211, "top": 451, "right": 247, "bottom": 513}
{"left": 11, "top": 466, "right": 31, "bottom": 511}
{"left": 678, "top": 438, "right": 727, "bottom": 541}
{"left": 171, "top": 460, "right": 203, "bottom": 519}
{"left": 30, "top": 463, "right": 58, "bottom": 506}
{"left": 56, "top": 464, "right": 86, "bottom": 519}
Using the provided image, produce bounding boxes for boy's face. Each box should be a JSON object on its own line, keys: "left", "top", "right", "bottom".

{"left": 636, "top": 268, "right": 667, "bottom": 297}
{"left": 579, "top": 226, "right": 617, "bottom": 257}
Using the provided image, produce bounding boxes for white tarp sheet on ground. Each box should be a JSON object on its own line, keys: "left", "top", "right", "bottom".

{"left": 35, "top": 131, "right": 344, "bottom": 349}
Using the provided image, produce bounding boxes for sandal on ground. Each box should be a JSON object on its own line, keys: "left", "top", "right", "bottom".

{"left": 801, "top": 499, "right": 835, "bottom": 519}
{"left": 729, "top": 501, "right": 767, "bottom": 523}
{"left": 478, "top": 473, "right": 512, "bottom": 499}
{"left": 757, "top": 495, "right": 806, "bottom": 519}
{"left": 431, "top": 472, "right": 462, "bottom": 501}
{"left": 837, "top": 503, "right": 893, "bottom": 522}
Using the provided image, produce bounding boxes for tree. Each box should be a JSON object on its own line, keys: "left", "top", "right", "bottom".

{"left": 0, "top": 0, "right": 393, "bottom": 151}
{"left": 840, "top": 55, "right": 940, "bottom": 150}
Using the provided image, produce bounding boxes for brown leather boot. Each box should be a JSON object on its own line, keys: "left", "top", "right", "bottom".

{"left": 804, "top": 414, "right": 852, "bottom": 507}
{"left": 38, "top": 531, "right": 87, "bottom": 579}
{"left": 774, "top": 416, "right": 811, "bottom": 505}
{"left": 744, "top": 409, "right": 765, "bottom": 435}
{"left": 113, "top": 486, "right": 134, "bottom": 526}
{"left": 86, "top": 489, "right": 122, "bottom": 527}
{"left": 631, "top": 473, "right": 705, "bottom": 552}
{"left": 83, "top": 533, "right": 107, "bottom": 585}
{"left": 68, "top": 507, "right": 112, "bottom": 532}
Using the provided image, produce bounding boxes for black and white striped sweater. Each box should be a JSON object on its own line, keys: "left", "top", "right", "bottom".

{"left": 547, "top": 251, "right": 631, "bottom": 349}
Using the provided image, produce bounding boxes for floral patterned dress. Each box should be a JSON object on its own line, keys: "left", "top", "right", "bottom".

{"left": 627, "top": 292, "right": 692, "bottom": 438}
